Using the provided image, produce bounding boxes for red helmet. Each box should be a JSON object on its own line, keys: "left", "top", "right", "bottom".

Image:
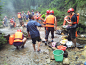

{"left": 50, "top": 10, "right": 54, "bottom": 14}
{"left": 46, "top": 10, "right": 50, "bottom": 14}
{"left": 17, "top": 29, "right": 21, "bottom": 32}
{"left": 67, "top": 9, "right": 70, "bottom": 13}
{"left": 67, "top": 8, "right": 74, "bottom": 13}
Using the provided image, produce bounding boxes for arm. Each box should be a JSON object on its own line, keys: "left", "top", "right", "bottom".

{"left": 27, "top": 31, "right": 30, "bottom": 37}
{"left": 65, "top": 19, "right": 73, "bottom": 25}
{"left": 54, "top": 16, "right": 57, "bottom": 30}
{"left": 35, "top": 21, "right": 45, "bottom": 27}
{"left": 27, "top": 24, "right": 30, "bottom": 37}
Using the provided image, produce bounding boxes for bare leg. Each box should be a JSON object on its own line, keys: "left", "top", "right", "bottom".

{"left": 71, "top": 38, "right": 76, "bottom": 47}
{"left": 33, "top": 44, "right": 36, "bottom": 51}
{"left": 22, "top": 37, "right": 27, "bottom": 46}
{"left": 37, "top": 42, "right": 41, "bottom": 51}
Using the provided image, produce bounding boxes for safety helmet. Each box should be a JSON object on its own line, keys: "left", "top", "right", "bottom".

{"left": 50, "top": 10, "right": 54, "bottom": 14}
{"left": 67, "top": 8, "right": 74, "bottom": 13}
{"left": 67, "top": 9, "right": 70, "bottom": 13}
{"left": 46, "top": 10, "right": 50, "bottom": 14}
{"left": 17, "top": 29, "right": 21, "bottom": 32}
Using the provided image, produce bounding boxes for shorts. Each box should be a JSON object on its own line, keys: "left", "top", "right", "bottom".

{"left": 45, "top": 27, "right": 54, "bottom": 39}
{"left": 69, "top": 28, "right": 76, "bottom": 39}
{"left": 13, "top": 42, "right": 23, "bottom": 46}
{"left": 32, "top": 36, "right": 41, "bottom": 44}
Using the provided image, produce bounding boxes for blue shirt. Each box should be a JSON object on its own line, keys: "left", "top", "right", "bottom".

{"left": 27, "top": 19, "right": 42, "bottom": 38}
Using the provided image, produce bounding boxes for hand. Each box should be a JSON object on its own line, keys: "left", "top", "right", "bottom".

{"left": 55, "top": 27, "right": 57, "bottom": 31}
{"left": 65, "top": 19, "right": 68, "bottom": 21}
{"left": 28, "top": 34, "right": 30, "bottom": 37}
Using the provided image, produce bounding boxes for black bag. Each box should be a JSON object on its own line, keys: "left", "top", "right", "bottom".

{"left": 67, "top": 24, "right": 78, "bottom": 30}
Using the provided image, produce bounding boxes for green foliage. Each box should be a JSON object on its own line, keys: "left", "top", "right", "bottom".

{"left": 0, "top": 0, "right": 86, "bottom": 25}
{"left": 0, "top": 33, "right": 7, "bottom": 48}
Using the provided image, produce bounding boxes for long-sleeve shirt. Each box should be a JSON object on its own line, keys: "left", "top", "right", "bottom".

{"left": 27, "top": 19, "right": 42, "bottom": 38}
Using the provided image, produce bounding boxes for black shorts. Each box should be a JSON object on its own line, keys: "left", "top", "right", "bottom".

{"left": 69, "top": 28, "right": 76, "bottom": 39}
{"left": 32, "top": 36, "right": 41, "bottom": 44}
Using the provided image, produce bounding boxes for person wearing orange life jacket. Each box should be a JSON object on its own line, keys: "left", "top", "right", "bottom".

{"left": 10, "top": 19, "right": 15, "bottom": 29}
{"left": 66, "top": 8, "right": 79, "bottom": 48}
{"left": 44, "top": 10, "right": 57, "bottom": 45}
{"left": 13, "top": 29, "right": 27, "bottom": 49}
{"left": 18, "top": 12, "right": 22, "bottom": 22}
{"left": 43, "top": 10, "right": 50, "bottom": 39}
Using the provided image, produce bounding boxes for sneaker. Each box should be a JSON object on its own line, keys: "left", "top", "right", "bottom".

{"left": 37, "top": 49, "right": 41, "bottom": 52}
{"left": 51, "top": 40, "right": 54, "bottom": 42}
{"left": 21, "top": 46, "right": 24, "bottom": 48}
{"left": 45, "top": 41, "right": 47, "bottom": 46}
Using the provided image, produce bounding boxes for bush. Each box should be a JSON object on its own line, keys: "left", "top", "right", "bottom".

{"left": 0, "top": 33, "right": 7, "bottom": 48}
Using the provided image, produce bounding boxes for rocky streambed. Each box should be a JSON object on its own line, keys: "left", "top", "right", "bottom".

{"left": 0, "top": 27, "right": 86, "bottom": 65}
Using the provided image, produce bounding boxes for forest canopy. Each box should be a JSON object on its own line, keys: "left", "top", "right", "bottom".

{"left": 0, "top": 0, "right": 86, "bottom": 25}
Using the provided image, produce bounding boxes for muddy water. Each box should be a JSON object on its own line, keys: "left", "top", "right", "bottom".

{"left": 0, "top": 27, "right": 86, "bottom": 65}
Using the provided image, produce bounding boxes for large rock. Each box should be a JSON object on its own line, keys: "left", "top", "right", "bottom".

{"left": 63, "top": 58, "right": 69, "bottom": 65}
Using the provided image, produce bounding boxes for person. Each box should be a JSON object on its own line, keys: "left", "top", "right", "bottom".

{"left": 3, "top": 16, "right": 8, "bottom": 27}
{"left": 27, "top": 15, "right": 45, "bottom": 52}
{"left": 22, "top": 11, "right": 26, "bottom": 22}
{"left": 65, "top": 8, "right": 79, "bottom": 48}
{"left": 44, "top": 10, "right": 57, "bottom": 45}
{"left": 26, "top": 13, "right": 29, "bottom": 22}
{"left": 10, "top": 19, "right": 14, "bottom": 28}
{"left": 43, "top": 10, "right": 50, "bottom": 35}
{"left": 23, "top": 13, "right": 26, "bottom": 22}
{"left": 13, "top": 17, "right": 16, "bottom": 22}
{"left": 31, "top": 10, "right": 34, "bottom": 15}
{"left": 18, "top": 12, "right": 22, "bottom": 22}
{"left": 13, "top": 29, "right": 27, "bottom": 49}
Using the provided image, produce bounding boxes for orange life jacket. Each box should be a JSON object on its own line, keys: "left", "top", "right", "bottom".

{"left": 14, "top": 32, "right": 23, "bottom": 42}
{"left": 46, "top": 15, "right": 55, "bottom": 27}
{"left": 70, "top": 13, "right": 79, "bottom": 24}
{"left": 9, "top": 34, "right": 15, "bottom": 45}
{"left": 18, "top": 14, "right": 21, "bottom": 18}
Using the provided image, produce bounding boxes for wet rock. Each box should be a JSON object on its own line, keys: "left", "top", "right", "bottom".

{"left": 34, "top": 59, "right": 39, "bottom": 63}
{"left": 45, "top": 55, "right": 49, "bottom": 59}
{"left": 46, "top": 58, "right": 50, "bottom": 64}
{"left": 43, "top": 51, "right": 48, "bottom": 55}
{"left": 82, "top": 49, "right": 86, "bottom": 58}
{"left": 76, "top": 61, "right": 84, "bottom": 65}
{"left": 52, "top": 47, "right": 57, "bottom": 50}
{"left": 63, "top": 58, "right": 69, "bottom": 65}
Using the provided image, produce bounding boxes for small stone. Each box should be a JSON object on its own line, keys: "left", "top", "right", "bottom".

{"left": 46, "top": 58, "right": 50, "bottom": 64}
{"left": 45, "top": 55, "right": 49, "bottom": 59}
{"left": 43, "top": 51, "right": 48, "bottom": 54}
{"left": 52, "top": 47, "right": 57, "bottom": 50}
